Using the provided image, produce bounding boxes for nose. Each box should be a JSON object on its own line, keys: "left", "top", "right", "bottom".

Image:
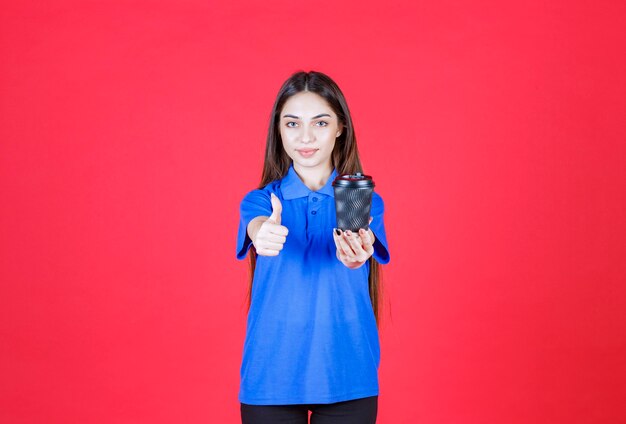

{"left": 301, "top": 125, "right": 314, "bottom": 143}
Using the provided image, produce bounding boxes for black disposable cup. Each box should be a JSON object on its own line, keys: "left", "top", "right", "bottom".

{"left": 332, "top": 172, "right": 375, "bottom": 232}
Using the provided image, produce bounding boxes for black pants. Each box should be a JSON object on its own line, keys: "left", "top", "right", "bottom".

{"left": 241, "top": 395, "right": 377, "bottom": 423}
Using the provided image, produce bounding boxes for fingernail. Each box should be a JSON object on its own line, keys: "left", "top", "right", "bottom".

{"left": 334, "top": 228, "right": 340, "bottom": 236}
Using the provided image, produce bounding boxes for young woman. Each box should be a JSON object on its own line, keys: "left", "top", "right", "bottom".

{"left": 236, "top": 70, "right": 391, "bottom": 423}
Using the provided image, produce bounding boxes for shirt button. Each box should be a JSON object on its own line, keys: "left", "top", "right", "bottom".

{"left": 312, "top": 197, "right": 318, "bottom": 202}
{"left": 311, "top": 210, "right": 317, "bottom": 215}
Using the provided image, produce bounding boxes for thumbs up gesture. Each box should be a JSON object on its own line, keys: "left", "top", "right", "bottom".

{"left": 251, "top": 193, "right": 289, "bottom": 256}
{"left": 267, "top": 192, "right": 283, "bottom": 225}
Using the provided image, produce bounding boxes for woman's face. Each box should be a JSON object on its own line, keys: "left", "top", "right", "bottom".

{"left": 279, "top": 91, "right": 343, "bottom": 173}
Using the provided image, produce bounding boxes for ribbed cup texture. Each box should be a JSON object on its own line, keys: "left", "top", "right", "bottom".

{"left": 333, "top": 186, "right": 373, "bottom": 232}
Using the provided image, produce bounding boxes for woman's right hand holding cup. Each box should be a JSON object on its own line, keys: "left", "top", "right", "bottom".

{"left": 248, "top": 193, "right": 289, "bottom": 256}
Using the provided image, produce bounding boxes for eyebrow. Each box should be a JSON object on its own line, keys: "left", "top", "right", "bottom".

{"left": 282, "top": 113, "right": 332, "bottom": 120}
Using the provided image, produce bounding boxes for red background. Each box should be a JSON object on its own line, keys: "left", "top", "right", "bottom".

{"left": 1, "top": 1, "right": 625, "bottom": 422}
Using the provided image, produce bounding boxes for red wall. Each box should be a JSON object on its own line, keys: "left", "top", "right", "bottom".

{"left": 1, "top": 1, "right": 625, "bottom": 422}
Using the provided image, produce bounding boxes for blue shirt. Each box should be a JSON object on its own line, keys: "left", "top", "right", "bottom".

{"left": 236, "top": 163, "right": 390, "bottom": 405}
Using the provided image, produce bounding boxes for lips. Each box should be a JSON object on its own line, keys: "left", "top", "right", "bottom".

{"left": 297, "top": 148, "right": 318, "bottom": 158}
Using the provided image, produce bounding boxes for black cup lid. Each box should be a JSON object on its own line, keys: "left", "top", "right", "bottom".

{"left": 332, "top": 172, "right": 375, "bottom": 188}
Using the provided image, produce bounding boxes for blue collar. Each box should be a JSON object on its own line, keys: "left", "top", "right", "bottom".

{"left": 281, "top": 163, "right": 338, "bottom": 200}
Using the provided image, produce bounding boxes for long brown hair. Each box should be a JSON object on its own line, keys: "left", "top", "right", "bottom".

{"left": 244, "top": 70, "right": 385, "bottom": 328}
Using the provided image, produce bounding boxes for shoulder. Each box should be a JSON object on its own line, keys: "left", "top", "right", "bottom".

{"left": 371, "top": 191, "right": 385, "bottom": 211}
{"left": 240, "top": 180, "right": 281, "bottom": 208}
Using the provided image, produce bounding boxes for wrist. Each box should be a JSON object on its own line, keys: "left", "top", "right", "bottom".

{"left": 344, "top": 259, "right": 365, "bottom": 269}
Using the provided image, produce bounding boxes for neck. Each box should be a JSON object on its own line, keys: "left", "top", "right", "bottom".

{"left": 293, "top": 162, "right": 334, "bottom": 191}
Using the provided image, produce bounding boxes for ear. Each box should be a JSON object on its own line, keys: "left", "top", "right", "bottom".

{"left": 336, "top": 123, "right": 343, "bottom": 138}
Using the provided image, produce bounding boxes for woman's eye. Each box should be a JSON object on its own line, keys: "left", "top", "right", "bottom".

{"left": 285, "top": 121, "right": 328, "bottom": 128}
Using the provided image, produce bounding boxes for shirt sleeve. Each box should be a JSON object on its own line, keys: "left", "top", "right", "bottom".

{"left": 369, "top": 191, "right": 390, "bottom": 264}
{"left": 236, "top": 188, "right": 273, "bottom": 260}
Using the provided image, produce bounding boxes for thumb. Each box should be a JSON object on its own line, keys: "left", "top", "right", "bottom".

{"left": 268, "top": 193, "right": 282, "bottom": 225}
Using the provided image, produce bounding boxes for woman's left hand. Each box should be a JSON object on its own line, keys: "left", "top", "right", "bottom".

{"left": 332, "top": 217, "right": 376, "bottom": 269}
